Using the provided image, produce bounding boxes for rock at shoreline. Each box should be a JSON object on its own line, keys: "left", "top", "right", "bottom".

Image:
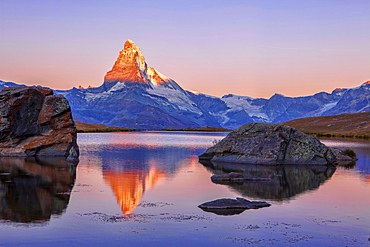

{"left": 330, "top": 148, "right": 357, "bottom": 163}
{"left": 0, "top": 87, "right": 79, "bottom": 160}
{"left": 198, "top": 197, "right": 270, "bottom": 215}
{"left": 199, "top": 123, "right": 337, "bottom": 165}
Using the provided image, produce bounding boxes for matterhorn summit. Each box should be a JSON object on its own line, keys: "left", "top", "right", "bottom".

{"left": 104, "top": 40, "right": 170, "bottom": 86}
{"left": 53, "top": 39, "right": 220, "bottom": 129}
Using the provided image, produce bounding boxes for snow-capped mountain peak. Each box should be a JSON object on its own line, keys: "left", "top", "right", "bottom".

{"left": 104, "top": 40, "right": 171, "bottom": 86}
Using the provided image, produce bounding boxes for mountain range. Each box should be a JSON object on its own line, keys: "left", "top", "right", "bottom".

{"left": 1, "top": 40, "right": 369, "bottom": 130}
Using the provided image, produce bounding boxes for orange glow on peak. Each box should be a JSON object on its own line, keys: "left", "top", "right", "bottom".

{"left": 78, "top": 85, "right": 94, "bottom": 89}
{"left": 188, "top": 90, "right": 200, "bottom": 95}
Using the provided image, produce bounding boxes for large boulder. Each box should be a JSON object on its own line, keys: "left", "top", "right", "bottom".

{"left": 199, "top": 123, "right": 336, "bottom": 165}
{"left": 0, "top": 87, "right": 79, "bottom": 160}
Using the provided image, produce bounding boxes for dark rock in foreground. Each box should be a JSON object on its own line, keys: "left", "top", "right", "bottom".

{"left": 0, "top": 87, "right": 79, "bottom": 160}
{"left": 198, "top": 197, "right": 270, "bottom": 216}
{"left": 199, "top": 123, "right": 337, "bottom": 165}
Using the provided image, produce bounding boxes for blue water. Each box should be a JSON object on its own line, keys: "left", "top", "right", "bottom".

{"left": 0, "top": 132, "right": 369, "bottom": 246}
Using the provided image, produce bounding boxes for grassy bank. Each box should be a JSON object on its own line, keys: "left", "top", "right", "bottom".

{"left": 75, "top": 121, "right": 137, "bottom": 133}
{"left": 160, "top": 126, "right": 232, "bottom": 132}
{"left": 284, "top": 111, "right": 370, "bottom": 139}
{"left": 75, "top": 121, "right": 231, "bottom": 133}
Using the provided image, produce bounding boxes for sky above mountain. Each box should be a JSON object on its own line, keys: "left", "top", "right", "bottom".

{"left": 1, "top": 0, "right": 369, "bottom": 98}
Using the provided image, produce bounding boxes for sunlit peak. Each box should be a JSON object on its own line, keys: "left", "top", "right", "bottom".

{"left": 126, "top": 39, "right": 135, "bottom": 44}
{"left": 188, "top": 90, "right": 200, "bottom": 95}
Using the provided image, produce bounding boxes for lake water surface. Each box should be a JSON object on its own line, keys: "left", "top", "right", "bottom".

{"left": 0, "top": 132, "right": 369, "bottom": 246}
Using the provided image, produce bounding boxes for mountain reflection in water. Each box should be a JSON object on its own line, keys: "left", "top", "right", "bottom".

{"left": 84, "top": 145, "right": 201, "bottom": 214}
{"left": 200, "top": 160, "right": 336, "bottom": 201}
{"left": 103, "top": 166, "right": 167, "bottom": 214}
{"left": 0, "top": 157, "right": 77, "bottom": 223}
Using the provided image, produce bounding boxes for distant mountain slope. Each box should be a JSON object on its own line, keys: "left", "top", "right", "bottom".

{"left": 284, "top": 111, "right": 370, "bottom": 137}
{"left": 188, "top": 82, "right": 369, "bottom": 129}
{"left": 0, "top": 80, "right": 27, "bottom": 90}
{"left": 1, "top": 40, "right": 369, "bottom": 130}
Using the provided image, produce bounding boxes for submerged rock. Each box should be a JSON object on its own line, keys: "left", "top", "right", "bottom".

{"left": 0, "top": 87, "right": 79, "bottom": 160}
{"left": 198, "top": 197, "right": 270, "bottom": 215}
{"left": 211, "top": 172, "right": 272, "bottom": 183}
{"left": 199, "top": 123, "right": 336, "bottom": 165}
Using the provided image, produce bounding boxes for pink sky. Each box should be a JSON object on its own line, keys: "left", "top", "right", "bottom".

{"left": 1, "top": 1, "right": 369, "bottom": 98}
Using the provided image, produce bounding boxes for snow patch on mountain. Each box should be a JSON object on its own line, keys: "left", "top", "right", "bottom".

{"left": 147, "top": 86, "right": 202, "bottom": 115}
{"left": 109, "top": 82, "right": 129, "bottom": 92}
{"left": 85, "top": 91, "right": 111, "bottom": 102}
{"left": 221, "top": 95, "right": 268, "bottom": 120}
{"left": 309, "top": 101, "right": 339, "bottom": 117}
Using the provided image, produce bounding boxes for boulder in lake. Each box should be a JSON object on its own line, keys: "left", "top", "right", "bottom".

{"left": 0, "top": 87, "right": 79, "bottom": 160}
{"left": 198, "top": 197, "right": 270, "bottom": 215}
{"left": 199, "top": 123, "right": 336, "bottom": 165}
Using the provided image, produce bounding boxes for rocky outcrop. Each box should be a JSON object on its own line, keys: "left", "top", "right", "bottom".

{"left": 0, "top": 87, "right": 79, "bottom": 160}
{"left": 198, "top": 197, "right": 270, "bottom": 215}
{"left": 199, "top": 123, "right": 337, "bottom": 165}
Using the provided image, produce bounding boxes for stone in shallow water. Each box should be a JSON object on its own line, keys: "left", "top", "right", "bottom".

{"left": 198, "top": 197, "right": 270, "bottom": 216}
{"left": 199, "top": 123, "right": 337, "bottom": 165}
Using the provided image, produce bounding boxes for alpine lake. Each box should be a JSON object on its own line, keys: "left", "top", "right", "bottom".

{"left": 0, "top": 131, "right": 369, "bottom": 246}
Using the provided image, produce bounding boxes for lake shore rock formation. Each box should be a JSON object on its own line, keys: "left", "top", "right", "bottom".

{"left": 0, "top": 87, "right": 79, "bottom": 160}
{"left": 199, "top": 123, "right": 337, "bottom": 165}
